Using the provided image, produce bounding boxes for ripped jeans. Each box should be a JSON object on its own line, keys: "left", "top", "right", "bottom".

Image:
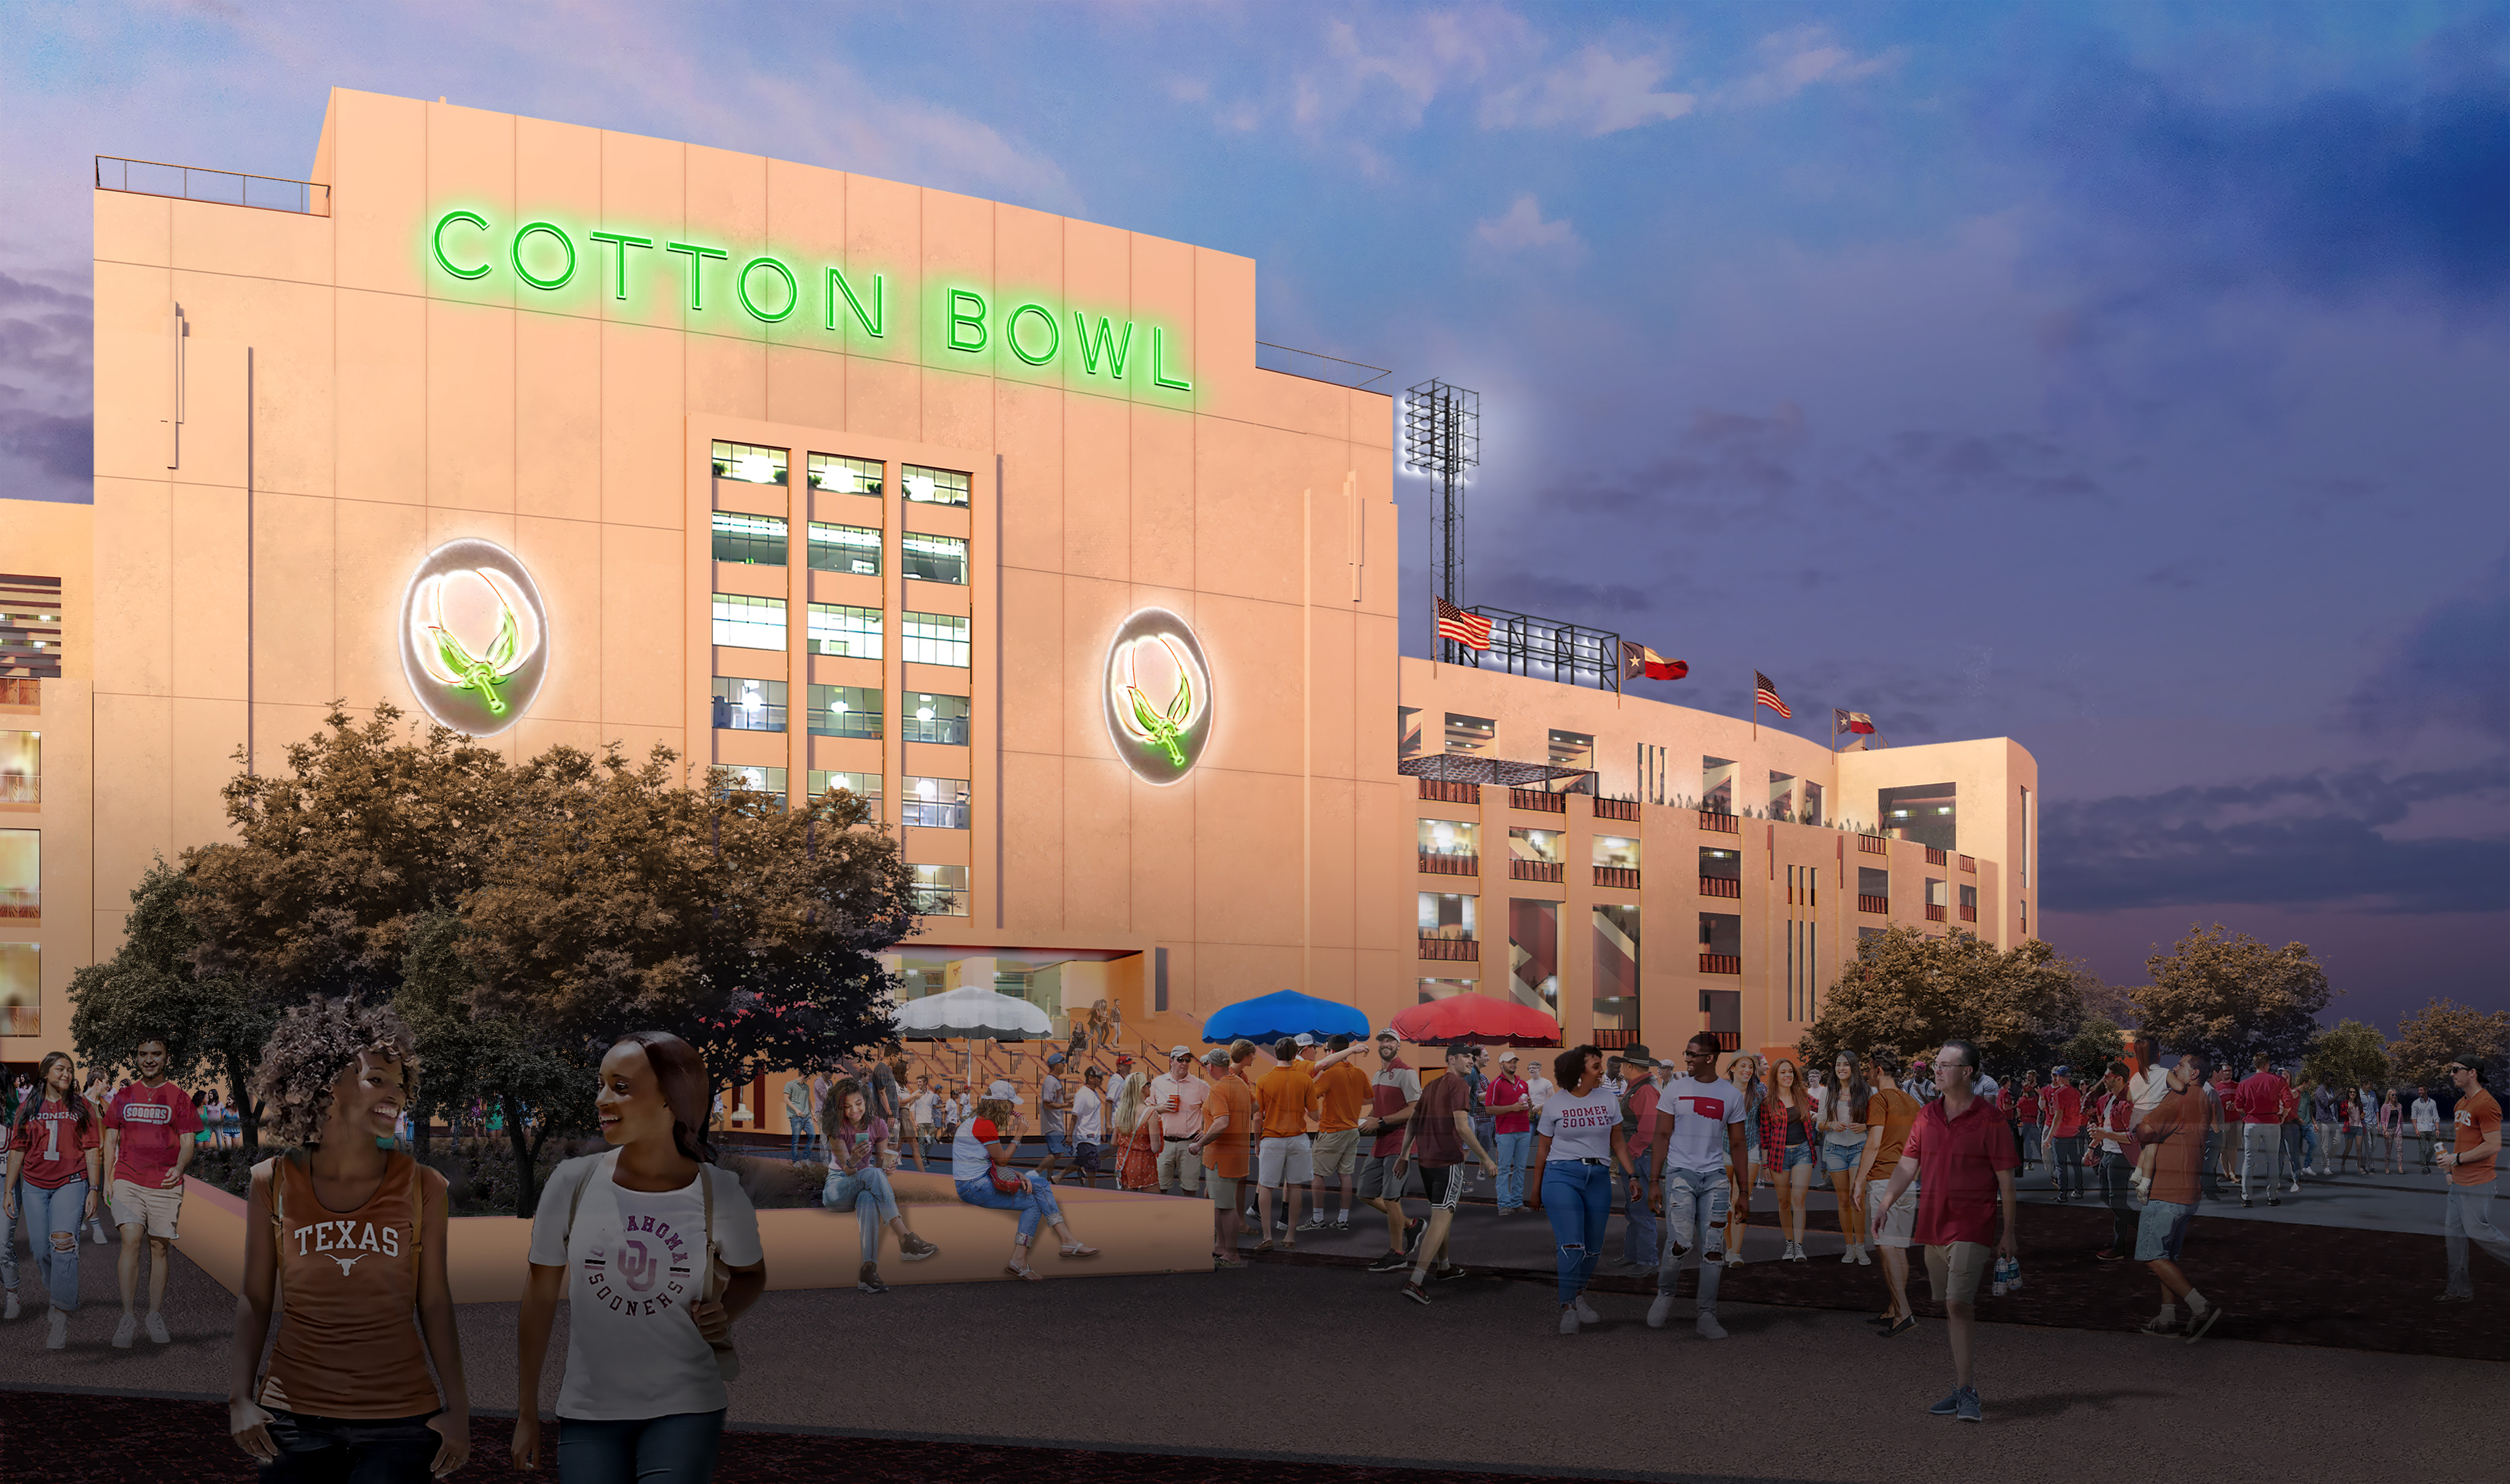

{"left": 2, "top": 1177, "right": 86, "bottom": 1311}
{"left": 1656, "top": 1165, "right": 1729, "bottom": 1314}
{"left": 1542, "top": 1160, "right": 1612, "bottom": 1304}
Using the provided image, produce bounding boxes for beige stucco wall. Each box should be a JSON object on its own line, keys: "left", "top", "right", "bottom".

{"left": 0, "top": 501, "right": 96, "bottom": 1061}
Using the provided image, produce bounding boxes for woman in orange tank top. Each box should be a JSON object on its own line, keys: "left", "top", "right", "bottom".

{"left": 226, "top": 998, "right": 468, "bottom": 1482}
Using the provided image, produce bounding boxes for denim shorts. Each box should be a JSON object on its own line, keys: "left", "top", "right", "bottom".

{"left": 1781, "top": 1143, "right": 1814, "bottom": 1172}
{"left": 1045, "top": 1131, "right": 1072, "bottom": 1156}
{"left": 1819, "top": 1140, "right": 1865, "bottom": 1174}
{"left": 2135, "top": 1198, "right": 2194, "bottom": 1262}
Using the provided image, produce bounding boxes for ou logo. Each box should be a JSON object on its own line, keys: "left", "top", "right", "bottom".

{"left": 1104, "top": 608, "right": 1213, "bottom": 785}
{"left": 399, "top": 539, "right": 550, "bottom": 736}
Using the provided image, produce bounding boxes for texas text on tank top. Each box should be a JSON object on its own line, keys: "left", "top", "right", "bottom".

{"left": 260, "top": 1151, "right": 441, "bottom": 1420}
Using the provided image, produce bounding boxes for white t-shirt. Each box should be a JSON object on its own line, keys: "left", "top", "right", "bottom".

{"left": 2412, "top": 1097, "right": 2439, "bottom": 1132}
{"left": 907, "top": 1091, "right": 936, "bottom": 1128}
{"left": 1659, "top": 1076, "right": 1746, "bottom": 1171}
{"left": 1072, "top": 1087, "right": 1105, "bottom": 1143}
{"left": 1537, "top": 1088, "right": 1620, "bottom": 1162}
{"left": 952, "top": 1116, "right": 1007, "bottom": 1181}
{"left": 1041, "top": 1073, "right": 1067, "bottom": 1134}
{"left": 1526, "top": 1075, "right": 1555, "bottom": 1113}
{"left": 528, "top": 1155, "right": 764, "bottom": 1422}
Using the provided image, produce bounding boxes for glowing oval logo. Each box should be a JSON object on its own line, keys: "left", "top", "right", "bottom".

{"left": 399, "top": 539, "right": 548, "bottom": 736}
{"left": 1104, "top": 608, "right": 1212, "bottom": 784}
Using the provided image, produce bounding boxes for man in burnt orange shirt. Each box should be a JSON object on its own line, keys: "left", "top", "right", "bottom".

{"left": 1306, "top": 1034, "right": 1370, "bottom": 1233}
{"left": 1253, "top": 1038, "right": 1319, "bottom": 1248}
{"left": 1190, "top": 1047, "right": 1258, "bottom": 1268}
{"left": 2436, "top": 1052, "right": 2506, "bottom": 1301}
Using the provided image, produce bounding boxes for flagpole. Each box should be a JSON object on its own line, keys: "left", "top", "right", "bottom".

{"left": 1750, "top": 670, "right": 1756, "bottom": 741}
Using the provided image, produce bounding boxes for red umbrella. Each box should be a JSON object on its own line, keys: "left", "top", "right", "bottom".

{"left": 1389, "top": 993, "right": 1561, "bottom": 1048}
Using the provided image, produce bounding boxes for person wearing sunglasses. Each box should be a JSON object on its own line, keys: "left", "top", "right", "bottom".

{"left": 1147, "top": 1047, "right": 1210, "bottom": 1199}
{"left": 2435, "top": 1053, "right": 2506, "bottom": 1302}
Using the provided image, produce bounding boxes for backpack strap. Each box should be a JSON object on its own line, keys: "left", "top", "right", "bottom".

{"left": 406, "top": 1151, "right": 422, "bottom": 1274}
{"left": 561, "top": 1149, "right": 616, "bottom": 1255}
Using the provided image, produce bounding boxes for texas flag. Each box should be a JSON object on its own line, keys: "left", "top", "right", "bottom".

{"left": 1620, "top": 642, "right": 1687, "bottom": 681}
{"left": 1833, "top": 708, "right": 1876, "bottom": 736}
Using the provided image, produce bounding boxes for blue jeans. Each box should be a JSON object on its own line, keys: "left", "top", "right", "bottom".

{"left": 1493, "top": 1132, "right": 1531, "bottom": 1209}
{"left": 2300, "top": 1122, "right": 2318, "bottom": 1168}
{"left": 956, "top": 1172, "right": 1064, "bottom": 1246}
{"left": 263, "top": 1409, "right": 442, "bottom": 1484}
{"left": 1621, "top": 1163, "right": 1658, "bottom": 1265}
{"left": 4, "top": 1178, "right": 85, "bottom": 1311}
{"left": 2053, "top": 1135, "right": 2086, "bottom": 1193}
{"left": 823, "top": 1165, "right": 901, "bottom": 1265}
{"left": 1658, "top": 1165, "right": 1729, "bottom": 1312}
{"left": 2444, "top": 1178, "right": 2510, "bottom": 1297}
{"left": 556, "top": 1410, "right": 724, "bottom": 1484}
{"left": 788, "top": 1117, "right": 813, "bottom": 1161}
{"left": 1543, "top": 1160, "right": 1611, "bottom": 1303}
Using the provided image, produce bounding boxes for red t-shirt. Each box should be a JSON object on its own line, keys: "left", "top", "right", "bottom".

{"left": 106, "top": 1081, "right": 202, "bottom": 1186}
{"left": 1902, "top": 1096, "right": 2019, "bottom": 1247}
{"left": 2045, "top": 1084, "right": 2083, "bottom": 1137}
{"left": 2234, "top": 1071, "right": 2289, "bottom": 1124}
{"left": 1488, "top": 1075, "right": 1531, "bottom": 1135}
{"left": 9, "top": 1097, "right": 100, "bottom": 1189}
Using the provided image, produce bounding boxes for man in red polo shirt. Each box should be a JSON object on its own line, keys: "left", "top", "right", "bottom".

{"left": 2234, "top": 1052, "right": 2289, "bottom": 1208}
{"left": 1872, "top": 1038, "right": 2017, "bottom": 1425}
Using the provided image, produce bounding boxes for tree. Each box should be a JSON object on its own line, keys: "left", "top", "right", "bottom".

{"left": 2303, "top": 1019, "right": 2392, "bottom": 1093}
{"left": 2388, "top": 998, "right": 2510, "bottom": 1091}
{"left": 1802, "top": 926, "right": 2088, "bottom": 1077}
{"left": 2058, "top": 1015, "right": 2128, "bottom": 1075}
{"left": 68, "top": 862, "right": 278, "bottom": 1149}
{"left": 2133, "top": 925, "right": 2332, "bottom": 1067}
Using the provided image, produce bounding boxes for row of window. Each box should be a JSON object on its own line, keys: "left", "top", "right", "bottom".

{"left": 711, "top": 596, "right": 971, "bottom": 665}
{"left": 711, "top": 680, "right": 970, "bottom": 743}
{"left": 711, "top": 513, "right": 969, "bottom": 583}
{"left": 1417, "top": 820, "right": 1638, "bottom": 869}
{"left": 711, "top": 442, "right": 970, "bottom": 507}
{"left": 720, "top": 767, "right": 969, "bottom": 825}
{"left": 1411, "top": 900, "right": 1645, "bottom": 1030}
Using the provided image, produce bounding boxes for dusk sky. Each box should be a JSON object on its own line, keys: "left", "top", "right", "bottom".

{"left": 4, "top": 2, "right": 2502, "bottom": 1031}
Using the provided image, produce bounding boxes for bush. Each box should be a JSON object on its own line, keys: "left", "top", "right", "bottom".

{"left": 186, "top": 1140, "right": 830, "bottom": 1215}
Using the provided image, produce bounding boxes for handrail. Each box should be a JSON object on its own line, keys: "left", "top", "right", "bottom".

{"left": 96, "top": 155, "right": 330, "bottom": 215}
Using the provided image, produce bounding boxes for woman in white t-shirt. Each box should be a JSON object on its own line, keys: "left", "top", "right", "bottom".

{"left": 1535, "top": 1043, "right": 1631, "bottom": 1335}
{"left": 514, "top": 1032, "right": 766, "bottom": 1483}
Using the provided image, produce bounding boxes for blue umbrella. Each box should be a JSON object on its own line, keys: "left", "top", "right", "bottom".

{"left": 1202, "top": 990, "right": 1371, "bottom": 1045}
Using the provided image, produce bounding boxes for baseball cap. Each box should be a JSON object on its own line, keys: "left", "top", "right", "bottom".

{"left": 1498, "top": 1051, "right": 1519, "bottom": 1064}
{"left": 984, "top": 1078, "right": 1024, "bottom": 1105}
{"left": 1374, "top": 1029, "right": 1398, "bottom": 1042}
{"left": 1047, "top": 1053, "right": 1066, "bottom": 1066}
{"left": 1169, "top": 1044, "right": 1194, "bottom": 1059}
{"left": 1294, "top": 1034, "right": 1315, "bottom": 1047}
{"left": 1201, "top": 1048, "right": 1231, "bottom": 1068}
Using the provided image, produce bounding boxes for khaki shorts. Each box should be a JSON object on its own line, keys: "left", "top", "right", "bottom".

{"left": 1867, "top": 1181, "right": 1919, "bottom": 1249}
{"left": 110, "top": 1179, "right": 183, "bottom": 1240}
{"left": 1313, "top": 1127, "right": 1360, "bottom": 1178}
{"left": 1257, "top": 1136, "right": 1314, "bottom": 1189}
{"left": 1925, "top": 1240, "right": 1991, "bottom": 1306}
{"left": 1205, "top": 1171, "right": 1243, "bottom": 1206}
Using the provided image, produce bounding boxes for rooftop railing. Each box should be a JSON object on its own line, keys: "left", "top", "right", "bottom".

{"left": 1254, "top": 341, "right": 1392, "bottom": 390}
{"left": 96, "top": 156, "right": 329, "bottom": 215}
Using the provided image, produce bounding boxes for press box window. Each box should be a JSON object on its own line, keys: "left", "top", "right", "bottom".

{"left": 904, "top": 692, "right": 971, "bottom": 745}
{"left": 1419, "top": 893, "right": 1477, "bottom": 940}
{"left": 901, "top": 464, "right": 971, "bottom": 508}
{"left": 808, "top": 523, "right": 881, "bottom": 575}
{"left": 710, "top": 676, "right": 787, "bottom": 733}
{"left": 809, "top": 770, "right": 882, "bottom": 819}
{"left": 1509, "top": 828, "right": 1563, "bottom": 864}
{"left": 712, "top": 594, "right": 787, "bottom": 651}
{"left": 1419, "top": 819, "right": 1479, "bottom": 858}
{"left": 0, "top": 732, "right": 36, "bottom": 805}
{"left": 809, "top": 684, "right": 881, "bottom": 739}
{"left": 720, "top": 766, "right": 787, "bottom": 806}
{"left": 1593, "top": 836, "right": 1640, "bottom": 870}
{"left": 911, "top": 864, "right": 970, "bottom": 916}
{"left": 1548, "top": 730, "right": 1593, "bottom": 770}
{"left": 710, "top": 441, "right": 787, "bottom": 485}
{"left": 808, "top": 453, "right": 883, "bottom": 497}
{"left": 808, "top": 604, "right": 882, "bottom": 659}
{"left": 1418, "top": 977, "right": 1476, "bottom": 1003}
{"left": 903, "top": 776, "right": 969, "bottom": 829}
{"left": 1445, "top": 714, "right": 1495, "bottom": 754}
{"left": 711, "top": 512, "right": 787, "bottom": 566}
{"left": 903, "top": 613, "right": 969, "bottom": 667}
{"left": 902, "top": 532, "right": 968, "bottom": 585}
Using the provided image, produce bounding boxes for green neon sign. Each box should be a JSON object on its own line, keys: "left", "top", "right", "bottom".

{"left": 424, "top": 211, "right": 1191, "bottom": 392}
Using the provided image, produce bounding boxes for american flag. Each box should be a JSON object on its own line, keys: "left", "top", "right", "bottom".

{"left": 1754, "top": 672, "right": 1792, "bottom": 719}
{"left": 1436, "top": 597, "right": 1493, "bottom": 651}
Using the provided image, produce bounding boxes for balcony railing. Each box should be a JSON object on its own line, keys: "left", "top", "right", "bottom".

{"left": 1699, "top": 811, "right": 1738, "bottom": 835}
{"left": 1698, "top": 875, "right": 1740, "bottom": 899}
{"left": 1925, "top": 904, "right": 1948, "bottom": 922}
{"left": 1591, "top": 1028, "right": 1642, "bottom": 1051}
{"left": 1419, "top": 936, "right": 1479, "bottom": 962}
{"left": 1509, "top": 858, "right": 1563, "bottom": 883}
{"left": 1858, "top": 893, "right": 1890, "bottom": 914}
{"left": 904, "top": 716, "right": 971, "bottom": 745}
{"left": 810, "top": 713, "right": 882, "bottom": 740}
{"left": 0, "top": 678, "right": 36, "bottom": 705}
{"left": 1419, "top": 852, "right": 1479, "bottom": 877}
{"left": 1703, "top": 1030, "right": 1742, "bottom": 1052}
{"left": 1959, "top": 855, "right": 1976, "bottom": 873}
{"left": 1511, "top": 788, "right": 1567, "bottom": 814}
{"left": 900, "top": 801, "right": 969, "bottom": 829}
{"left": 0, "top": 888, "right": 36, "bottom": 918}
{"left": 914, "top": 887, "right": 970, "bottom": 917}
{"left": 0, "top": 1005, "right": 37, "bottom": 1037}
{"left": 711, "top": 700, "right": 787, "bottom": 733}
{"left": 1593, "top": 866, "right": 1640, "bottom": 890}
{"left": 96, "top": 155, "right": 329, "bottom": 214}
{"left": 0, "top": 774, "right": 39, "bottom": 804}
{"left": 1593, "top": 797, "right": 1640, "bottom": 823}
{"left": 1419, "top": 779, "right": 1479, "bottom": 805}
{"left": 1958, "top": 904, "right": 1978, "bottom": 923}
{"left": 1858, "top": 835, "right": 1889, "bottom": 855}
{"left": 1925, "top": 846, "right": 1948, "bottom": 866}
{"left": 1698, "top": 953, "right": 1742, "bottom": 975}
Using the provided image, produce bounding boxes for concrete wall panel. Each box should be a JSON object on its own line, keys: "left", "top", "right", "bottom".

{"left": 426, "top": 300, "right": 516, "bottom": 512}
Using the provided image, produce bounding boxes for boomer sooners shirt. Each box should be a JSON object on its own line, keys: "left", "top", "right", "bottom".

{"left": 105, "top": 1081, "right": 200, "bottom": 1186}
{"left": 1657, "top": 1076, "right": 1747, "bottom": 1171}
{"left": 7, "top": 1098, "right": 99, "bottom": 1188}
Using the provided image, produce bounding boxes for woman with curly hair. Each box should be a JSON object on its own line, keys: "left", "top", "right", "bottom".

{"left": 4, "top": 1051, "right": 103, "bottom": 1347}
{"left": 1112, "top": 1066, "right": 1158, "bottom": 1192}
{"left": 821, "top": 1075, "right": 939, "bottom": 1293}
{"left": 226, "top": 998, "right": 468, "bottom": 1482}
{"left": 953, "top": 1094, "right": 1096, "bottom": 1280}
{"left": 1762, "top": 1058, "right": 1817, "bottom": 1261}
{"left": 515, "top": 1032, "right": 766, "bottom": 1483}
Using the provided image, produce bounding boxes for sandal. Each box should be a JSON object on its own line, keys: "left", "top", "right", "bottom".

{"left": 1253, "top": 1238, "right": 1276, "bottom": 1253}
{"left": 1059, "top": 1242, "right": 1100, "bottom": 1259}
{"left": 1004, "top": 1263, "right": 1043, "bottom": 1282}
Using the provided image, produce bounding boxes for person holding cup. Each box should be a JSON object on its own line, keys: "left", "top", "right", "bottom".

{"left": 1147, "top": 1045, "right": 1210, "bottom": 1198}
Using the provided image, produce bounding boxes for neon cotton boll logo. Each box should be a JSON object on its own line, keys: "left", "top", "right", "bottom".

{"left": 399, "top": 539, "right": 549, "bottom": 735}
{"left": 1104, "top": 609, "right": 1213, "bottom": 784}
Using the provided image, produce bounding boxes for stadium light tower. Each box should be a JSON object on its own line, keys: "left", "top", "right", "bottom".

{"left": 1403, "top": 379, "right": 1479, "bottom": 663}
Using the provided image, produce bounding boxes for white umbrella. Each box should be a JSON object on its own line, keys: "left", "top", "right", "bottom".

{"left": 894, "top": 986, "right": 1053, "bottom": 1086}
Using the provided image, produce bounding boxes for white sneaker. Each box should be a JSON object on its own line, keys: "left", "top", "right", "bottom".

{"left": 1573, "top": 1295, "right": 1600, "bottom": 1324}
{"left": 47, "top": 1308, "right": 66, "bottom": 1349}
{"left": 1647, "top": 1292, "right": 1676, "bottom": 1328}
{"left": 1559, "top": 1306, "right": 1581, "bottom": 1335}
{"left": 1721, "top": 1247, "right": 1746, "bottom": 1266}
{"left": 2288, "top": 1181, "right": 2300, "bottom": 1193}
{"left": 145, "top": 1312, "right": 170, "bottom": 1344}
{"left": 1841, "top": 1247, "right": 1859, "bottom": 1263}
{"left": 112, "top": 1312, "right": 136, "bottom": 1349}
{"left": 1854, "top": 1246, "right": 1873, "bottom": 1265}
{"left": 2, "top": 1290, "right": 18, "bottom": 1321}
{"left": 1695, "top": 1312, "right": 1728, "bottom": 1340}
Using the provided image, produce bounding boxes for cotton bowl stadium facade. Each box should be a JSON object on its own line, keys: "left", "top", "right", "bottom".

{"left": 1, "top": 89, "right": 2038, "bottom": 1086}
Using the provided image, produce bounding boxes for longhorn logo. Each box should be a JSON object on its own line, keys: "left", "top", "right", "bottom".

{"left": 328, "top": 1252, "right": 368, "bottom": 1277}
{"left": 1103, "top": 609, "right": 1214, "bottom": 784}
{"left": 399, "top": 540, "right": 549, "bottom": 736}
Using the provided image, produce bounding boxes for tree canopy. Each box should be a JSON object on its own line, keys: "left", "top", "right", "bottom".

{"left": 1801, "top": 926, "right": 2087, "bottom": 1076}
{"left": 2388, "top": 998, "right": 2510, "bottom": 1091}
{"left": 2302, "top": 1018, "right": 2392, "bottom": 1092}
{"left": 2131, "top": 924, "right": 2332, "bottom": 1068}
